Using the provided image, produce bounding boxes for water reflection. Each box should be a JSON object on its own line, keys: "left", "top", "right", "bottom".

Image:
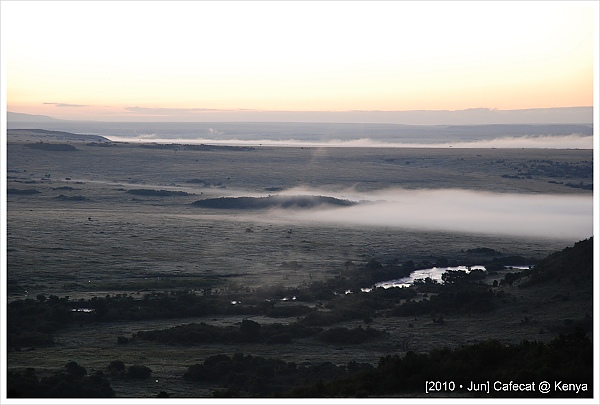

{"left": 361, "top": 265, "right": 486, "bottom": 292}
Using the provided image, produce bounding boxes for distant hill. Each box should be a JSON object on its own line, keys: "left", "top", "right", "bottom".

{"left": 7, "top": 112, "right": 63, "bottom": 122}
{"left": 440, "top": 123, "right": 593, "bottom": 137}
{"left": 7, "top": 129, "right": 111, "bottom": 143}
{"left": 7, "top": 107, "right": 593, "bottom": 126}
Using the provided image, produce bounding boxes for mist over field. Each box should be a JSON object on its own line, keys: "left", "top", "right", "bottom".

{"left": 104, "top": 134, "right": 593, "bottom": 149}
{"left": 272, "top": 188, "right": 593, "bottom": 239}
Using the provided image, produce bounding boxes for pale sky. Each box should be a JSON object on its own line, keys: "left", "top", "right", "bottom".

{"left": 1, "top": 1, "right": 597, "bottom": 121}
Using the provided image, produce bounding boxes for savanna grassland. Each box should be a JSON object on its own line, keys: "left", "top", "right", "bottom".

{"left": 5, "top": 130, "right": 594, "bottom": 398}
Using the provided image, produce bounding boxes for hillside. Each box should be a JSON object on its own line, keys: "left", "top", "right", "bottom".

{"left": 7, "top": 129, "right": 111, "bottom": 143}
{"left": 515, "top": 237, "right": 593, "bottom": 287}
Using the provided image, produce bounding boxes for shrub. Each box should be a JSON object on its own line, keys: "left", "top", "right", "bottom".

{"left": 65, "top": 361, "right": 87, "bottom": 377}
{"left": 127, "top": 365, "right": 152, "bottom": 380}
{"left": 116, "top": 336, "right": 129, "bottom": 344}
{"left": 106, "top": 360, "right": 126, "bottom": 376}
{"left": 239, "top": 319, "right": 261, "bottom": 341}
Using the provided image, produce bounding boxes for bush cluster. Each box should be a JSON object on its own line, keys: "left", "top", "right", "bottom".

{"left": 184, "top": 353, "right": 370, "bottom": 397}
{"left": 391, "top": 284, "right": 496, "bottom": 317}
{"left": 136, "top": 319, "right": 323, "bottom": 345}
{"left": 8, "top": 362, "right": 114, "bottom": 398}
{"left": 106, "top": 360, "right": 152, "bottom": 380}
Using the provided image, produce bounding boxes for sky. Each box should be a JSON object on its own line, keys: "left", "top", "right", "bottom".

{"left": 1, "top": 1, "right": 598, "bottom": 122}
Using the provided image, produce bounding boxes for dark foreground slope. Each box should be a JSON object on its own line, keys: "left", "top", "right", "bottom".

{"left": 284, "top": 330, "right": 592, "bottom": 398}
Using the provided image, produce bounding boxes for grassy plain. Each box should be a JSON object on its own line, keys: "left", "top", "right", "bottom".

{"left": 5, "top": 133, "right": 594, "bottom": 398}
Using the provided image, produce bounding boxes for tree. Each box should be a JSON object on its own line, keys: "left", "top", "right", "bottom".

{"left": 65, "top": 361, "right": 87, "bottom": 377}
{"left": 127, "top": 365, "right": 152, "bottom": 379}
{"left": 240, "top": 319, "right": 261, "bottom": 341}
{"left": 441, "top": 270, "right": 467, "bottom": 284}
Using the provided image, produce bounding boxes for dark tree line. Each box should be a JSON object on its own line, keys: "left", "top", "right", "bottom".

{"left": 126, "top": 189, "right": 193, "bottom": 197}
{"left": 136, "top": 319, "right": 322, "bottom": 345}
{"left": 286, "top": 329, "right": 593, "bottom": 398}
{"left": 8, "top": 362, "right": 115, "bottom": 398}
{"left": 135, "top": 319, "right": 384, "bottom": 346}
{"left": 183, "top": 353, "right": 370, "bottom": 397}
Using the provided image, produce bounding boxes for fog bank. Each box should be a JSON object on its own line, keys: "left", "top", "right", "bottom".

{"left": 106, "top": 134, "right": 593, "bottom": 149}
{"left": 282, "top": 188, "right": 592, "bottom": 240}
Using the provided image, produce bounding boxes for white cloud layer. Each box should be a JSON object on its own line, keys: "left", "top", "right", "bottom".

{"left": 278, "top": 188, "right": 593, "bottom": 240}
{"left": 106, "top": 134, "right": 593, "bottom": 149}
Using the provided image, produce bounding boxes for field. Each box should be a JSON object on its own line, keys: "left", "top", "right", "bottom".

{"left": 5, "top": 133, "right": 594, "bottom": 398}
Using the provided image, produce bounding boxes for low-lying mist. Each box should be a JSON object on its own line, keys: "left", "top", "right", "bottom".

{"left": 107, "top": 134, "right": 593, "bottom": 149}
{"left": 272, "top": 188, "right": 593, "bottom": 240}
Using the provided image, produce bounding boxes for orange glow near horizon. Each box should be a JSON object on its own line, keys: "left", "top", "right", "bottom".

{"left": 2, "top": 1, "right": 596, "bottom": 121}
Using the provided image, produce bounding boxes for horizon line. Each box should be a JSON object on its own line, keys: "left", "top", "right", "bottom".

{"left": 7, "top": 106, "right": 595, "bottom": 125}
